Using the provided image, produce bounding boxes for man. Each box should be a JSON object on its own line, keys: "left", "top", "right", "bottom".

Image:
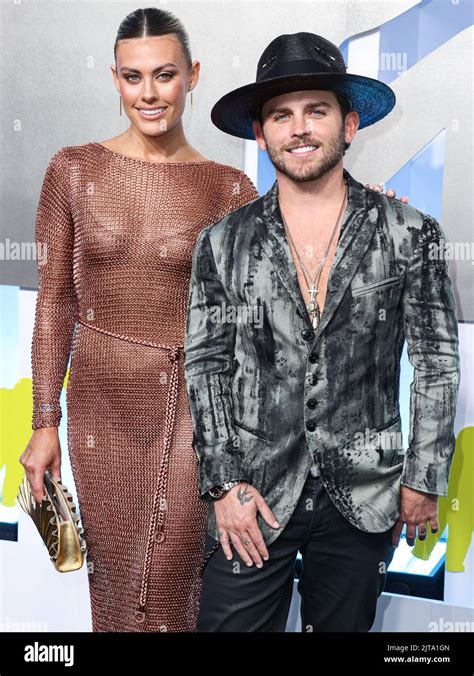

{"left": 183, "top": 33, "right": 460, "bottom": 632}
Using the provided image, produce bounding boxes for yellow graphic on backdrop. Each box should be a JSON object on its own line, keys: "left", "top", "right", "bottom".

{"left": 0, "top": 371, "right": 69, "bottom": 507}
{"left": 412, "top": 426, "right": 473, "bottom": 572}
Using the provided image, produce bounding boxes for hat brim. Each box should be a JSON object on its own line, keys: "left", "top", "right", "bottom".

{"left": 210, "top": 72, "right": 396, "bottom": 139}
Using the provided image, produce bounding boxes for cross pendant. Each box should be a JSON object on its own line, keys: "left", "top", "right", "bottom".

{"left": 307, "top": 284, "right": 318, "bottom": 301}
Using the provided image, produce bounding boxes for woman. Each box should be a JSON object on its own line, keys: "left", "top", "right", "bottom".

{"left": 20, "top": 7, "right": 258, "bottom": 632}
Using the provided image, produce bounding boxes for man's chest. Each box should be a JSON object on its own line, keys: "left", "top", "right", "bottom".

{"left": 286, "top": 220, "right": 343, "bottom": 316}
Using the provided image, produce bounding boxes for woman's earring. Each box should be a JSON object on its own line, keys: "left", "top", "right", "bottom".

{"left": 119, "top": 95, "right": 122, "bottom": 117}
{"left": 190, "top": 89, "right": 193, "bottom": 110}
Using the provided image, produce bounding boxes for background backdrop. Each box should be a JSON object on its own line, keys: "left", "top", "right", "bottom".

{"left": 0, "top": 0, "right": 472, "bottom": 632}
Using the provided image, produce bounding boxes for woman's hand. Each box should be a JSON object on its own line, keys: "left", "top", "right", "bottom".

{"left": 19, "top": 427, "right": 62, "bottom": 503}
{"left": 365, "top": 183, "right": 409, "bottom": 203}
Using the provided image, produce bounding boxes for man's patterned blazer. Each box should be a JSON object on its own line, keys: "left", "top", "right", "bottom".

{"left": 184, "top": 167, "right": 460, "bottom": 546}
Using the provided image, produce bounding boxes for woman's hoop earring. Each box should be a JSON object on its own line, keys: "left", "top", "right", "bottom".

{"left": 119, "top": 95, "right": 122, "bottom": 117}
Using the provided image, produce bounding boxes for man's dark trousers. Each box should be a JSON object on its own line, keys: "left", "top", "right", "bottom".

{"left": 197, "top": 472, "right": 396, "bottom": 632}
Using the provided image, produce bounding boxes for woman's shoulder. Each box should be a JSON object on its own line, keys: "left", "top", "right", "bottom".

{"left": 45, "top": 142, "right": 97, "bottom": 168}
{"left": 208, "top": 162, "right": 259, "bottom": 199}
{"left": 208, "top": 159, "right": 250, "bottom": 178}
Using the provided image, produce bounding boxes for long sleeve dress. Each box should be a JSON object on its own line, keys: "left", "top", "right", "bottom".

{"left": 31, "top": 142, "right": 259, "bottom": 631}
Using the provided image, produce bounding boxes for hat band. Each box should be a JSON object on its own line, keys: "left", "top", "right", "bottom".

{"left": 258, "top": 58, "right": 341, "bottom": 81}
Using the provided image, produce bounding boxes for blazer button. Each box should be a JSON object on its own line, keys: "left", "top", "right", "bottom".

{"left": 307, "top": 398, "right": 317, "bottom": 409}
{"left": 301, "top": 328, "right": 314, "bottom": 341}
{"left": 306, "top": 420, "right": 317, "bottom": 432}
{"left": 309, "top": 353, "right": 319, "bottom": 363}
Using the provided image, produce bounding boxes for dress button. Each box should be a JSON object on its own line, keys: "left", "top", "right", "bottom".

{"left": 306, "top": 420, "right": 317, "bottom": 431}
{"left": 301, "top": 328, "right": 314, "bottom": 341}
{"left": 309, "top": 353, "right": 319, "bottom": 363}
{"left": 307, "top": 399, "right": 317, "bottom": 409}
{"left": 154, "top": 530, "right": 165, "bottom": 543}
{"left": 134, "top": 610, "right": 146, "bottom": 624}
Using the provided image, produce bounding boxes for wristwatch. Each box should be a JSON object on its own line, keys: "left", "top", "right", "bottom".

{"left": 207, "top": 480, "right": 242, "bottom": 501}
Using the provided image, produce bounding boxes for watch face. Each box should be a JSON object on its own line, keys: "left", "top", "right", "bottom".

{"left": 209, "top": 480, "right": 239, "bottom": 500}
{"left": 209, "top": 487, "right": 223, "bottom": 499}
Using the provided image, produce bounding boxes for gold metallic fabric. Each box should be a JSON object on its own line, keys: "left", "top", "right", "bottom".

{"left": 17, "top": 470, "right": 87, "bottom": 572}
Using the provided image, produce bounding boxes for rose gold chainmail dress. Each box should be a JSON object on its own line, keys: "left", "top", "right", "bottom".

{"left": 31, "top": 142, "right": 259, "bottom": 631}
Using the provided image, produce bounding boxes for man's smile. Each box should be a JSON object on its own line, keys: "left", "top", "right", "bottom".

{"left": 286, "top": 144, "right": 320, "bottom": 156}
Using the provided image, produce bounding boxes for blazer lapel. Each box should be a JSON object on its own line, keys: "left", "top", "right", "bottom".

{"left": 258, "top": 168, "right": 379, "bottom": 343}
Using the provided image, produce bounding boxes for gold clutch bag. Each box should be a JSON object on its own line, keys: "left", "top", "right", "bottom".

{"left": 17, "top": 469, "right": 87, "bottom": 572}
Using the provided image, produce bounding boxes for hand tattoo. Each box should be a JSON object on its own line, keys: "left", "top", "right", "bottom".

{"left": 237, "top": 484, "right": 253, "bottom": 505}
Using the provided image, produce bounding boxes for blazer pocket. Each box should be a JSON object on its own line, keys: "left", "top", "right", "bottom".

{"left": 232, "top": 418, "right": 270, "bottom": 442}
{"left": 351, "top": 275, "right": 401, "bottom": 297}
{"left": 369, "top": 414, "right": 402, "bottom": 434}
{"left": 366, "top": 415, "right": 404, "bottom": 467}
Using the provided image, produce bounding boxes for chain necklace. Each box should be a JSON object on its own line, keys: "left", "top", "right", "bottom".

{"left": 280, "top": 179, "right": 348, "bottom": 330}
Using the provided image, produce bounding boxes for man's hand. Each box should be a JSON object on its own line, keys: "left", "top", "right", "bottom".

{"left": 391, "top": 485, "right": 439, "bottom": 547}
{"left": 365, "top": 183, "right": 409, "bottom": 203}
{"left": 214, "top": 482, "right": 280, "bottom": 567}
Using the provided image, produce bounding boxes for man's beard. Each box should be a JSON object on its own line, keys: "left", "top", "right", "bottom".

{"left": 265, "top": 123, "right": 346, "bottom": 183}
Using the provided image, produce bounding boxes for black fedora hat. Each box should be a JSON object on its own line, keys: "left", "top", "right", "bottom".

{"left": 211, "top": 32, "right": 396, "bottom": 139}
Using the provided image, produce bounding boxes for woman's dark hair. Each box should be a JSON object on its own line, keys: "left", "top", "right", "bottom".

{"left": 254, "top": 90, "right": 353, "bottom": 154}
{"left": 114, "top": 7, "right": 192, "bottom": 68}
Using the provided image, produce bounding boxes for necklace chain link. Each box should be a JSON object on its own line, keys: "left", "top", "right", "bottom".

{"left": 280, "top": 179, "right": 348, "bottom": 330}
